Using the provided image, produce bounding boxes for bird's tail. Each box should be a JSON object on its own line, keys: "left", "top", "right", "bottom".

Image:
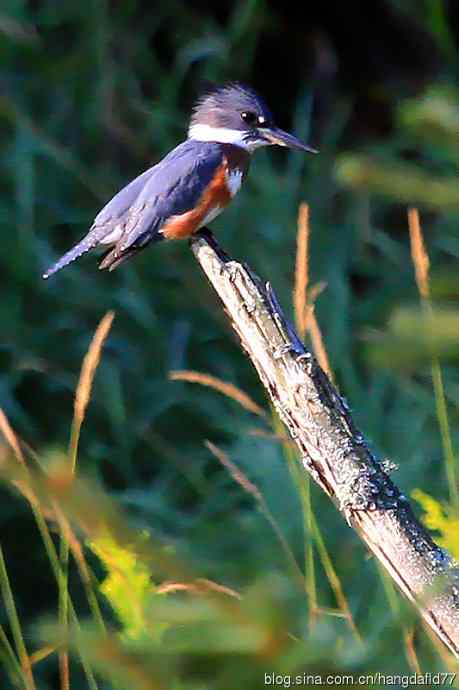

{"left": 42, "top": 226, "right": 104, "bottom": 279}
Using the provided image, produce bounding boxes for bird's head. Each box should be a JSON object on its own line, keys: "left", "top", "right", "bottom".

{"left": 188, "top": 82, "right": 317, "bottom": 154}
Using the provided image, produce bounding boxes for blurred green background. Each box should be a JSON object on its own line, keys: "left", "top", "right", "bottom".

{"left": 2, "top": 1, "right": 459, "bottom": 688}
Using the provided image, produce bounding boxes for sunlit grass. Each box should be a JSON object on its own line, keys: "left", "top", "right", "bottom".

{"left": 59, "top": 311, "right": 114, "bottom": 690}
{"left": 293, "top": 203, "right": 333, "bottom": 379}
{"left": 0, "top": 546, "right": 35, "bottom": 689}
{"left": 1, "top": 203, "right": 458, "bottom": 686}
{"left": 169, "top": 369, "right": 267, "bottom": 418}
{"left": 408, "top": 209, "right": 459, "bottom": 510}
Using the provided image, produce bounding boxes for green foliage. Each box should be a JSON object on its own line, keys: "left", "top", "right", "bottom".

{"left": 337, "top": 86, "right": 459, "bottom": 210}
{"left": 1, "top": 1, "right": 459, "bottom": 687}
{"left": 88, "top": 532, "right": 154, "bottom": 642}
{"left": 366, "top": 306, "right": 459, "bottom": 368}
{"left": 413, "top": 490, "right": 459, "bottom": 559}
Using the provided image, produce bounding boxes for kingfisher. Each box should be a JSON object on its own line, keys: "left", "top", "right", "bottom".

{"left": 43, "top": 83, "right": 317, "bottom": 279}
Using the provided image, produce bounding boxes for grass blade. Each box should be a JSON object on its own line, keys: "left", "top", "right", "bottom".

{"left": 205, "top": 440, "right": 306, "bottom": 590}
{"left": 0, "top": 410, "right": 100, "bottom": 686}
{"left": 61, "top": 311, "right": 114, "bottom": 690}
{"left": 0, "top": 547, "right": 36, "bottom": 690}
{"left": 293, "top": 202, "right": 310, "bottom": 339}
{"left": 69, "top": 310, "right": 115, "bottom": 472}
{"left": 0, "top": 622, "right": 24, "bottom": 687}
{"left": 170, "top": 370, "right": 266, "bottom": 418}
{"left": 408, "top": 208, "right": 459, "bottom": 508}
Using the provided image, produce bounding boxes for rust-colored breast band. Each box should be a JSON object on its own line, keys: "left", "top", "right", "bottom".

{"left": 161, "top": 162, "right": 232, "bottom": 240}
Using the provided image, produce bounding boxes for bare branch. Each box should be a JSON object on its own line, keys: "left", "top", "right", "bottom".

{"left": 190, "top": 230, "right": 459, "bottom": 657}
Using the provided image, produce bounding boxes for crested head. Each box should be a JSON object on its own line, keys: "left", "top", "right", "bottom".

{"left": 188, "top": 82, "right": 274, "bottom": 151}
{"left": 187, "top": 82, "right": 317, "bottom": 155}
{"left": 190, "top": 83, "right": 274, "bottom": 132}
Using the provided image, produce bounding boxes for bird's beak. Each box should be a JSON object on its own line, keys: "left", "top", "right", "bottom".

{"left": 260, "top": 127, "right": 318, "bottom": 153}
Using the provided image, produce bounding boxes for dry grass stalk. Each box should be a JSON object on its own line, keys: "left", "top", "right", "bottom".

{"left": 74, "top": 311, "right": 115, "bottom": 429}
{"left": 30, "top": 645, "right": 57, "bottom": 666}
{"left": 157, "top": 578, "right": 241, "bottom": 599}
{"left": 408, "top": 208, "right": 459, "bottom": 509}
{"left": 246, "top": 428, "right": 293, "bottom": 445}
{"left": 0, "top": 408, "right": 25, "bottom": 466}
{"left": 307, "top": 306, "right": 334, "bottom": 381}
{"left": 169, "top": 370, "right": 266, "bottom": 418}
{"left": 403, "top": 627, "right": 421, "bottom": 673}
{"left": 308, "top": 280, "right": 327, "bottom": 304}
{"left": 310, "top": 517, "right": 361, "bottom": 643}
{"left": 408, "top": 207, "right": 430, "bottom": 299}
{"left": 0, "top": 410, "right": 55, "bottom": 518}
{"left": 63, "top": 312, "right": 114, "bottom": 690}
{"left": 293, "top": 202, "right": 310, "bottom": 338}
{"left": 205, "top": 440, "right": 306, "bottom": 589}
{"left": 292, "top": 204, "right": 334, "bottom": 380}
{"left": 205, "top": 440, "right": 263, "bottom": 501}
{"left": 52, "top": 502, "right": 91, "bottom": 586}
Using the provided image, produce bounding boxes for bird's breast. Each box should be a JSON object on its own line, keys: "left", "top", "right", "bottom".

{"left": 161, "top": 162, "right": 233, "bottom": 240}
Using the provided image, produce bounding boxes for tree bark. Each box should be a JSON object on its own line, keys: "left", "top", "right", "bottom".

{"left": 190, "top": 229, "right": 459, "bottom": 657}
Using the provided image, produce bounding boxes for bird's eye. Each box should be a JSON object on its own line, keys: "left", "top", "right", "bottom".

{"left": 240, "top": 111, "right": 257, "bottom": 127}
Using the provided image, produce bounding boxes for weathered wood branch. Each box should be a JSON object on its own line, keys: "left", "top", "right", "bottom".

{"left": 190, "top": 229, "right": 459, "bottom": 657}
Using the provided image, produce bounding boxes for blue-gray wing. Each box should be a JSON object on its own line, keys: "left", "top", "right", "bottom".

{"left": 93, "top": 164, "right": 159, "bottom": 227}
{"left": 43, "top": 164, "right": 159, "bottom": 278}
{"left": 43, "top": 140, "right": 224, "bottom": 278}
{"left": 114, "top": 140, "right": 224, "bottom": 252}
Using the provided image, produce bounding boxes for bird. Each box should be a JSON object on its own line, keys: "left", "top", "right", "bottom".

{"left": 43, "top": 82, "right": 317, "bottom": 279}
